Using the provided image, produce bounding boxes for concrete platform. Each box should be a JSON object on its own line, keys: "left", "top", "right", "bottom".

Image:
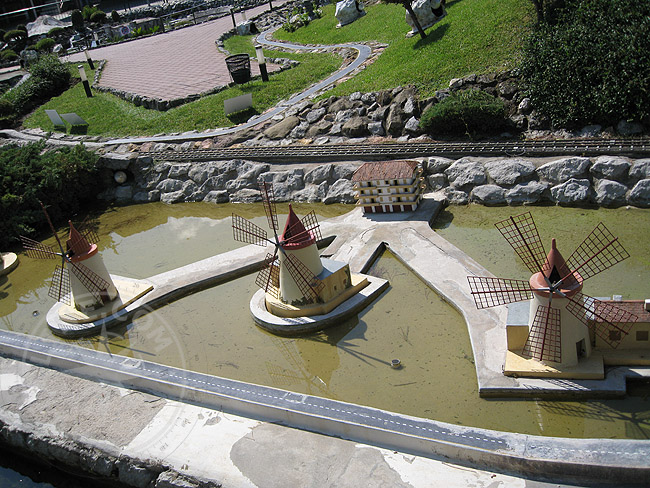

{"left": 0, "top": 252, "right": 18, "bottom": 276}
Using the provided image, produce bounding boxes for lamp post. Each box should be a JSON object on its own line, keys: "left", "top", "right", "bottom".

{"left": 78, "top": 65, "right": 92, "bottom": 98}
{"left": 84, "top": 49, "right": 94, "bottom": 70}
{"left": 255, "top": 45, "right": 269, "bottom": 82}
{"left": 230, "top": 8, "right": 236, "bottom": 29}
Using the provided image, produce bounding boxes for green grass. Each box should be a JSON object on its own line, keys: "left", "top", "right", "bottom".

{"left": 274, "top": 0, "right": 534, "bottom": 97}
{"left": 22, "top": 39, "right": 340, "bottom": 137}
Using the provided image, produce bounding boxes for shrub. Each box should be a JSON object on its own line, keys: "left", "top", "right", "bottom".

{"left": 16, "top": 24, "right": 27, "bottom": 33}
{"left": 90, "top": 11, "right": 107, "bottom": 24}
{"left": 0, "top": 142, "right": 100, "bottom": 249}
{"left": 29, "top": 55, "right": 70, "bottom": 92}
{"left": 521, "top": 0, "right": 650, "bottom": 128}
{"left": 1, "top": 49, "right": 18, "bottom": 61}
{"left": 71, "top": 9, "right": 84, "bottom": 31}
{"left": 4, "top": 29, "right": 27, "bottom": 43}
{"left": 35, "top": 38, "right": 56, "bottom": 52}
{"left": 0, "top": 30, "right": 6, "bottom": 41}
{"left": 111, "top": 10, "right": 121, "bottom": 23}
{"left": 48, "top": 27, "right": 65, "bottom": 36}
{"left": 0, "top": 99, "right": 16, "bottom": 128}
{"left": 82, "top": 5, "right": 102, "bottom": 21}
{"left": 420, "top": 90, "right": 507, "bottom": 135}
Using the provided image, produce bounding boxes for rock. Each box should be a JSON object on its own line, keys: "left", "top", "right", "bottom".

{"left": 617, "top": 120, "right": 644, "bottom": 136}
{"left": 517, "top": 98, "right": 532, "bottom": 115}
{"left": 449, "top": 78, "right": 463, "bottom": 90}
{"left": 335, "top": 0, "right": 365, "bottom": 27}
{"left": 99, "top": 152, "right": 138, "bottom": 170}
{"left": 333, "top": 163, "right": 358, "bottom": 180}
{"left": 294, "top": 182, "right": 329, "bottom": 202}
{"left": 203, "top": 190, "right": 230, "bottom": 203}
{"left": 157, "top": 178, "right": 184, "bottom": 193}
{"left": 444, "top": 188, "right": 469, "bottom": 205}
{"left": 342, "top": 116, "right": 369, "bottom": 137}
{"left": 577, "top": 125, "right": 602, "bottom": 138}
{"left": 425, "top": 156, "right": 453, "bottom": 174}
{"left": 329, "top": 123, "right": 343, "bottom": 136}
{"left": 329, "top": 98, "right": 355, "bottom": 113}
{"left": 550, "top": 178, "right": 592, "bottom": 205}
{"left": 230, "top": 188, "right": 262, "bottom": 203}
{"left": 323, "top": 178, "right": 355, "bottom": 204}
{"left": 368, "top": 121, "right": 385, "bottom": 136}
{"left": 160, "top": 190, "right": 185, "bottom": 204}
{"left": 590, "top": 156, "right": 630, "bottom": 182}
{"left": 405, "top": 0, "right": 446, "bottom": 34}
{"left": 264, "top": 116, "right": 300, "bottom": 139}
{"left": 485, "top": 159, "right": 535, "bottom": 186}
{"left": 306, "top": 120, "right": 333, "bottom": 138}
{"left": 385, "top": 104, "right": 405, "bottom": 136}
{"left": 290, "top": 121, "right": 310, "bottom": 139}
{"left": 444, "top": 158, "right": 487, "bottom": 189}
{"left": 404, "top": 116, "right": 421, "bottom": 134}
{"left": 261, "top": 169, "right": 305, "bottom": 200}
{"left": 305, "top": 164, "right": 333, "bottom": 184}
{"left": 403, "top": 97, "right": 417, "bottom": 116}
{"left": 117, "top": 460, "right": 158, "bottom": 488}
{"left": 426, "top": 173, "right": 447, "bottom": 190}
{"left": 335, "top": 109, "right": 356, "bottom": 123}
{"left": 594, "top": 179, "right": 628, "bottom": 207}
{"left": 470, "top": 185, "right": 506, "bottom": 205}
{"left": 181, "top": 180, "right": 198, "bottom": 196}
{"left": 168, "top": 163, "right": 191, "bottom": 179}
{"left": 629, "top": 159, "right": 650, "bottom": 182}
{"left": 505, "top": 181, "right": 549, "bottom": 205}
{"left": 370, "top": 106, "right": 389, "bottom": 121}
{"left": 628, "top": 179, "right": 650, "bottom": 207}
{"left": 114, "top": 185, "right": 133, "bottom": 202}
{"left": 496, "top": 80, "right": 518, "bottom": 99}
{"left": 536, "top": 157, "right": 591, "bottom": 184}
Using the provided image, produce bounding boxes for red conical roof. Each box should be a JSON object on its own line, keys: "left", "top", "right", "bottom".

{"left": 66, "top": 221, "right": 97, "bottom": 262}
{"left": 530, "top": 238, "right": 582, "bottom": 297}
{"left": 281, "top": 205, "right": 316, "bottom": 250}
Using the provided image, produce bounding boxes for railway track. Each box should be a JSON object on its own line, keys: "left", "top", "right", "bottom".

{"left": 142, "top": 138, "right": 650, "bottom": 163}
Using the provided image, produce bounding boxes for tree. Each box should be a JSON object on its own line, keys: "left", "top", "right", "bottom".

{"left": 384, "top": 0, "right": 426, "bottom": 39}
{"left": 530, "top": 0, "right": 565, "bottom": 24}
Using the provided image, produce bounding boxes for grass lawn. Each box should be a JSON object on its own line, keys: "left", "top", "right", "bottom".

{"left": 22, "top": 39, "right": 340, "bottom": 137}
{"left": 274, "top": 0, "right": 534, "bottom": 97}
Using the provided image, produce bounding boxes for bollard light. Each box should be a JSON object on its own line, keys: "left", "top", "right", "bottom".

{"left": 84, "top": 49, "right": 94, "bottom": 70}
{"left": 230, "top": 8, "right": 236, "bottom": 29}
{"left": 78, "top": 65, "right": 93, "bottom": 98}
{"left": 255, "top": 44, "right": 269, "bottom": 82}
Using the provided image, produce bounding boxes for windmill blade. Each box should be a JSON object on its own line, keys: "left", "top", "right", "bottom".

{"left": 20, "top": 236, "right": 59, "bottom": 259}
{"left": 68, "top": 261, "right": 112, "bottom": 306}
{"left": 284, "top": 253, "right": 325, "bottom": 304}
{"left": 467, "top": 276, "right": 534, "bottom": 309}
{"left": 565, "top": 293, "right": 638, "bottom": 348}
{"left": 299, "top": 211, "right": 323, "bottom": 241}
{"left": 75, "top": 217, "right": 100, "bottom": 246}
{"left": 564, "top": 222, "right": 630, "bottom": 283}
{"left": 283, "top": 210, "right": 323, "bottom": 245}
{"left": 232, "top": 214, "right": 269, "bottom": 246}
{"left": 49, "top": 265, "right": 73, "bottom": 306}
{"left": 259, "top": 180, "right": 279, "bottom": 232}
{"left": 494, "top": 212, "right": 547, "bottom": 275}
{"left": 255, "top": 252, "right": 281, "bottom": 300}
{"left": 522, "top": 305, "right": 562, "bottom": 363}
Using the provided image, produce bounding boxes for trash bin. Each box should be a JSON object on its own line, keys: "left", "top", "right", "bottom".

{"left": 225, "top": 54, "right": 251, "bottom": 84}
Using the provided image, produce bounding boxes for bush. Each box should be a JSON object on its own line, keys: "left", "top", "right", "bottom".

{"left": 16, "top": 24, "right": 27, "bottom": 33}
{"left": 35, "top": 38, "right": 56, "bottom": 52}
{"left": 0, "top": 99, "right": 16, "bottom": 128}
{"left": 82, "top": 5, "right": 102, "bottom": 21}
{"left": 4, "top": 29, "right": 27, "bottom": 43}
{"left": 111, "top": 10, "right": 121, "bottom": 23}
{"left": 1, "top": 49, "right": 18, "bottom": 61}
{"left": 521, "top": 0, "right": 650, "bottom": 128}
{"left": 90, "top": 11, "right": 107, "bottom": 24}
{"left": 48, "top": 27, "right": 65, "bottom": 36}
{"left": 71, "top": 9, "right": 84, "bottom": 31}
{"left": 0, "top": 142, "right": 100, "bottom": 249}
{"left": 419, "top": 90, "right": 507, "bottom": 135}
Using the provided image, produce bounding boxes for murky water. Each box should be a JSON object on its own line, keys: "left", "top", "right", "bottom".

{"left": 1, "top": 202, "right": 649, "bottom": 439}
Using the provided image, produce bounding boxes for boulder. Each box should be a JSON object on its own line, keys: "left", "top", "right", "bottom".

{"left": 323, "top": 178, "right": 355, "bottom": 204}
{"left": 536, "top": 157, "right": 591, "bottom": 184}
{"left": 444, "top": 188, "right": 469, "bottom": 205}
{"left": 427, "top": 173, "right": 447, "bottom": 190}
{"left": 628, "top": 179, "right": 650, "bottom": 207}
{"left": 305, "top": 164, "right": 333, "bottom": 184}
{"left": 342, "top": 116, "right": 369, "bottom": 137}
{"left": 290, "top": 121, "right": 310, "bottom": 139}
{"left": 332, "top": 163, "right": 358, "bottom": 180}
{"left": 629, "top": 159, "right": 650, "bottom": 182}
{"left": 114, "top": 185, "right": 133, "bottom": 202}
{"left": 294, "top": 182, "right": 329, "bottom": 202}
{"left": 157, "top": 178, "right": 183, "bottom": 193}
{"left": 517, "top": 98, "right": 532, "bottom": 115}
{"left": 306, "top": 107, "right": 326, "bottom": 124}
{"left": 485, "top": 159, "right": 535, "bottom": 186}
{"left": 444, "top": 158, "right": 487, "bottom": 189}
{"left": 594, "top": 179, "right": 628, "bottom": 207}
{"left": 264, "top": 116, "right": 300, "bottom": 139}
{"left": 470, "top": 185, "right": 506, "bottom": 205}
{"left": 335, "top": 0, "right": 365, "bottom": 27}
{"left": 617, "top": 120, "right": 644, "bottom": 136}
{"left": 425, "top": 156, "right": 453, "bottom": 174}
{"left": 385, "top": 104, "right": 405, "bottom": 136}
{"left": 590, "top": 156, "right": 630, "bottom": 182}
{"left": 230, "top": 188, "right": 262, "bottom": 203}
{"left": 306, "top": 120, "right": 333, "bottom": 138}
{"left": 168, "top": 163, "right": 191, "bottom": 179}
{"left": 99, "top": 152, "right": 138, "bottom": 170}
{"left": 203, "top": 190, "right": 230, "bottom": 204}
{"left": 404, "top": 116, "right": 421, "bottom": 134}
{"left": 505, "top": 181, "right": 549, "bottom": 205}
{"left": 160, "top": 190, "right": 185, "bottom": 204}
{"left": 368, "top": 121, "right": 385, "bottom": 136}
{"left": 550, "top": 178, "right": 592, "bottom": 205}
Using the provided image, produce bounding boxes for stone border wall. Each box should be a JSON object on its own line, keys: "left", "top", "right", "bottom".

{"left": 97, "top": 153, "right": 650, "bottom": 208}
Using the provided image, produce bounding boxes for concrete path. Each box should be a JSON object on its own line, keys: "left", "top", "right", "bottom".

{"left": 64, "top": 2, "right": 287, "bottom": 101}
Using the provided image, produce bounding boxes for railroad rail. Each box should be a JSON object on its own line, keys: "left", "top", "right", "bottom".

{"left": 142, "top": 138, "right": 650, "bottom": 163}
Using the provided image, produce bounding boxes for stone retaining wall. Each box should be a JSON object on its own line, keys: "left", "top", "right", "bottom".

{"left": 97, "top": 153, "right": 650, "bottom": 208}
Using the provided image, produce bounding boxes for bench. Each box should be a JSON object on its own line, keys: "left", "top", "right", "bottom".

{"left": 45, "top": 109, "right": 66, "bottom": 131}
{"left": 60, "top": 113, "right": 89, "bottom": 135}
{"left": 224, "top": 93, "right": 253, "bottom": 116}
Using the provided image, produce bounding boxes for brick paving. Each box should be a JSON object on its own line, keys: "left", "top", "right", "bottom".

{"left": 65, "top": 3, "right": 286, "bottom": 101}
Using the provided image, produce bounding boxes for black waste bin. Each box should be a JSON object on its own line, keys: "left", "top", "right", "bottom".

{"left": 225, "top": 54, "right": 251, "bottom": 84}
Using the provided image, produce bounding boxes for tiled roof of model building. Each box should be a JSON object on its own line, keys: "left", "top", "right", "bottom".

{"left": 351, "top": 160, "right": 419, "bottom": 182}
{"left": 590, "top": 300, "right": 649, "bottom": 323}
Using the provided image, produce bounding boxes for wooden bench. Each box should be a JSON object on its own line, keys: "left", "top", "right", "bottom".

{"left": 45, "top": 109, "right": 66, "bottom": 131}
{"left": 60, "top": 113, "right": 89, "bottom": 134}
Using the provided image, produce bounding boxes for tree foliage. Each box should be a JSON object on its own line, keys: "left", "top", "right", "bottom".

{"left": 521, "top": 0, "right": 650, "bottom": 128}
{"left": 0, "top": 142, "right": 100, "bottom": 249}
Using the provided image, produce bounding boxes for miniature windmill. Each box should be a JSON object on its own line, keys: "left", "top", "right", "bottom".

{"left": 467, "top": 212, "right": 638, "bottom": 367}
{"left": 232, "top": 181, "right": 325, "bottom": 307}
{"left": 20, "top": 203, "right": 118, "bottom": 312}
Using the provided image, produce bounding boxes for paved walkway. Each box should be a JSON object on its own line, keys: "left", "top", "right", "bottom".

{"left": 64, "top": 2, "right": 286, "bottom": 101}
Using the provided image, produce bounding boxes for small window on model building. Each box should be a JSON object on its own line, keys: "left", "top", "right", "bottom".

{"left": 636, "top": 330, "right": 649, "bottom": 341}
{"left": 609, "top": 329, "right": 622, "bottom": 342}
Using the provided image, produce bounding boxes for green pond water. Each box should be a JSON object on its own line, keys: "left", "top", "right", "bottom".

{"left": 1, "top": 202, "right": 649, "bottom": 440}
